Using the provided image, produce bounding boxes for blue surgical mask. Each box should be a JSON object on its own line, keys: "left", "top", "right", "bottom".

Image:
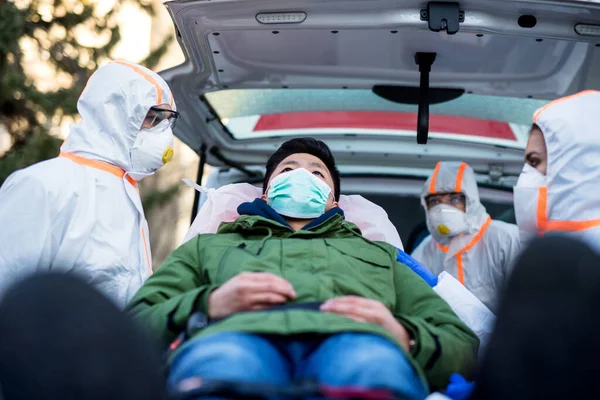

{"left": 267, "top": 168, "right": 332, "bottom": 218}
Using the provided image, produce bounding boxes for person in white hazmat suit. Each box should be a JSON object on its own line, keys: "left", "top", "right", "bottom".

{"left": 0, "top": 60, "right": 178, "bottom": 308}
{"left": 515, "top": 90, "right": 600, "bottom": 251}
{"left": 411, "top": 162, "right": 521, "bottom": 312}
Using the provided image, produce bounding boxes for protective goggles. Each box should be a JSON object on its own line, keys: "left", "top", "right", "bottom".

{"left": 425, "top": 192, "right": 466, "bottom": 209}
{"left": 143, "top": 106, "right": 180, "bottom": 130}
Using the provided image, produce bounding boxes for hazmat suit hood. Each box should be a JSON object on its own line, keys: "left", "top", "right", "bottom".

{"left": 0, "top": 60, "right": 177, "bottom": 307}
{"left": 422, "top": 162, "right": 489, "bottom": 246}
{"left": 517, "top": 90, "right": 600, "bottom": 247}
{"left": 61, "top": 60, "right": 176, "bottom": 176}
{"left": 413, "top": 161, "right": 520, "bottom": 311}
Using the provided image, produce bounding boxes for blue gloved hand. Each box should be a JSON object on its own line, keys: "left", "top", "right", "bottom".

{"left": 445, "top": 373, "right": 475, "bottom": 400}
{"left": 396, "top": 249, "right": 438, "bottom": 287}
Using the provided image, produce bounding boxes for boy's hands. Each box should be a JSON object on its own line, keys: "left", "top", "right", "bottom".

{"left": 321, "top": 296, "right": 412, "bottom": 351}
{"left": 208, "top": 272, "right": 296, "bottom": 319}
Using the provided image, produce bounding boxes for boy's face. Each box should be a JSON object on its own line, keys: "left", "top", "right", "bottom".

{"left": 263, "top": 153, "right": 338, "bottom": 212}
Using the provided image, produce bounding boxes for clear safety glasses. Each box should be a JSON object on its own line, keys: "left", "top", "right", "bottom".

{"left": 142, "top": 106, "right": 180, "bottom": 130}
{"left": 426, "top": 192, "right": 466, "bottom": 209}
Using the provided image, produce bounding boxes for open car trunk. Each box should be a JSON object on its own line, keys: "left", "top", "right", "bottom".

{"left": 160, "top": 0, "right": 600, "bottom": 183}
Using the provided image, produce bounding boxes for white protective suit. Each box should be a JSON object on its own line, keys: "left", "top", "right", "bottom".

{"left": 514, "top": 90, "right": 600, "bottom": 252}
{"left": 0, "top": 60, "right": 176, "bottom": 307}
{"left": 412, "top": 162, "right": 521, "bottom": 312}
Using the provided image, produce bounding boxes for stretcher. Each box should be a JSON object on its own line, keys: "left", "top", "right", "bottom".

{"left": 170, "top": 183, "right": 490, "bottom": 399}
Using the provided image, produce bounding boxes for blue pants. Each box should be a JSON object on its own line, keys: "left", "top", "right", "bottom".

{"left": 168, "top": 332, "right": 428, "bottom": 399}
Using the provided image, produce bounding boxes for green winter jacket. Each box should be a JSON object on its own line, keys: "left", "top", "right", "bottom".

{"left": 128, "top": 204, "right": 479, "bottom": 391}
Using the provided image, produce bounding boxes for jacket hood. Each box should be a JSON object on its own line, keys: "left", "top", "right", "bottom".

{"left": 422, "top": 162, "right": 490, "bottom": 246}
{"left": 218, "top": 198, "right": 358, "bottom": 237}
{"left": 61, "top": 60, "right": 176, "bottom": 172}
{"left": 534, "top": 90, "right": 600, "bottom": 226}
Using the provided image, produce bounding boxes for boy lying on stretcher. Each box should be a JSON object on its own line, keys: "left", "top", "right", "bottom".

{"left": 128, "top": 138, "right": 479, "bottom": 399}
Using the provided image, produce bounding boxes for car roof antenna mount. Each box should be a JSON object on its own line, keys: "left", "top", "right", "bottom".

{"left": 415, "top": 52, "right": 437, "bottom": 145}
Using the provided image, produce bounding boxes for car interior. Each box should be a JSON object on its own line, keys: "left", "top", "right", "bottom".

{"left": 146, "top": 1, "right": 600, "bottom": 396}
{"left": 160, "top": 0, "right": 600, "bottom": 251}
{"left": 199, "top": 166, "right": 516, "bottom": 254}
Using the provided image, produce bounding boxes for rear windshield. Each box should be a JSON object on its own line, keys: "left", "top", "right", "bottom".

{"left": 205, "top": 89, "right": 547, "bottom": 147}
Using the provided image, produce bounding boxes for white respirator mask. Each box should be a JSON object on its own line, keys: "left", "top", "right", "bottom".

{"left": 513, "top": 163, "right": 547, "bottom": 244}
{"left": 428, "top": 204, "right": 469, "bottom": 243}
{"left": 128, "top": 119, "right": 174, "bottom": 181}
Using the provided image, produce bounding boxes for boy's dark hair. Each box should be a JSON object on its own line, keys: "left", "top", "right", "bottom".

{"left": 263, "top": 138, "right": 341, "bottom": 201}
